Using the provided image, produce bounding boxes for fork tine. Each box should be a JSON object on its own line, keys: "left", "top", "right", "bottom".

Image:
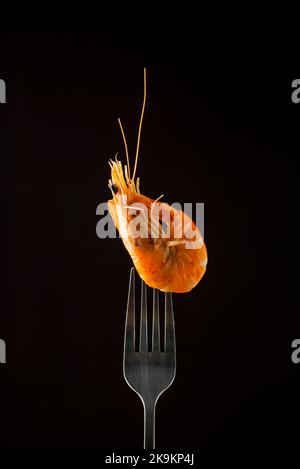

{"left": 152, "top": 289, "right": 160, "bottom": 352}
{"left": 124, "top": 267, "right": 136, "bottom": 351}
{"left": 164, "top": 292, "right": 175, "bottom": 354}
{"left": 139, "top": 280, "right": 148, "bottom": 353}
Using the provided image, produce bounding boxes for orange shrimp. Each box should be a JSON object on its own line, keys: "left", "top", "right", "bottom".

{"left": 107, "top": 69, "right": 207, "bottom": 293}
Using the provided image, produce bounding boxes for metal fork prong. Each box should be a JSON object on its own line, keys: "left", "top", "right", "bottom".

{"left": 152, "top": 289, "right": 160, "bottom": 352}
{"left": 164, "top": 292, "right": 175, "bottom": 354}
{"left": 139, "top": 280, "right": 148, "bottom": 353}
{"left": 124, "top": 267, "right": 136, "bottom": 351}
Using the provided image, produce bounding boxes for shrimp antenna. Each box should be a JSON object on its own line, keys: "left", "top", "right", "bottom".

{"left": 117, "top": 117, "right": 130, "bottom": 180}
{"left": 132, "top": 67, "right": 147, "bottom": 182}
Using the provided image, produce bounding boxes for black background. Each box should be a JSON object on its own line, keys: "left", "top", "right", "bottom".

{"left": 0, "top": 5, "right": 298, "bottom": 449}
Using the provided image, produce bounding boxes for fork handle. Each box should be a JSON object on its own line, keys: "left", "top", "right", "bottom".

{"left": 143, "top": 400, "right": 156, "bottom": 449}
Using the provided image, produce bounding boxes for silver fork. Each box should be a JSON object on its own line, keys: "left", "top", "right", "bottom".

{"left": 123, "top": 267, "right": 176, "bottom": 449}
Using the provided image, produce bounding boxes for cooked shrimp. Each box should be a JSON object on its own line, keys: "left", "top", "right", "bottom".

{"left": 107, "top": 69, "right": 207, "bottom": 293}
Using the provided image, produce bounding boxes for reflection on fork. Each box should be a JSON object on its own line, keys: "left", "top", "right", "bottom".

{"left": 123, "top": 267, "right": 176, "bottom": 449}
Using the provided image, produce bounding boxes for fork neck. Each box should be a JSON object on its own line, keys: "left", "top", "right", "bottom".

{"left": 143, "top": 400, "right": 156, "bottom": 449}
